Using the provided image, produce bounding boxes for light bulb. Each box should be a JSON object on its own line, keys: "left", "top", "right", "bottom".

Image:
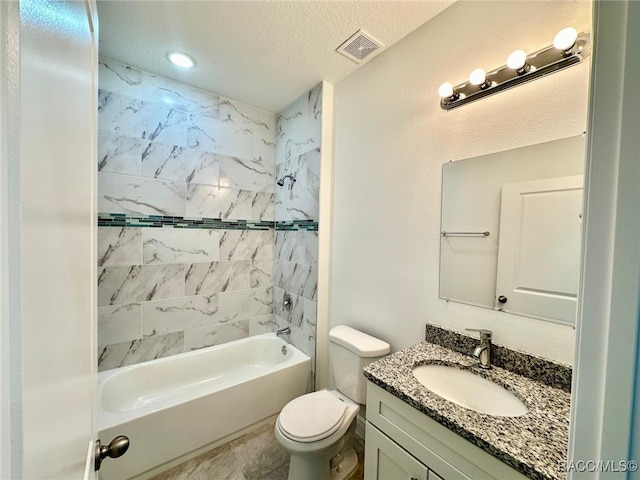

{"left": 438, "top": 82, "right": 454, "bottom": 98}
{"left": 167, "top": 52, "right": 195, "bottom": 68}
{"left": 507, "top": 50, "right": 527, "bottom": 71}
{"left": 553, "top": 27, "right": 578, "bottom": 52}
{"left": 469, "top": 68, "right": 487, "bottom": 86}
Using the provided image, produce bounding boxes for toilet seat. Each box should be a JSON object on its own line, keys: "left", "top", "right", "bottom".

{"left": 278, "top": 390, "right": 347, "bottom": 443}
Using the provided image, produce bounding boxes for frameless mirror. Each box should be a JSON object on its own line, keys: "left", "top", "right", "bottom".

{"left": 439, "top": 135, "right": 586, "bottom": 325}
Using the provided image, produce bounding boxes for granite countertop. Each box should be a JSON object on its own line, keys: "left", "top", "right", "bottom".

{"left": 363, "top": 341, "right": 571, "bottom": 480}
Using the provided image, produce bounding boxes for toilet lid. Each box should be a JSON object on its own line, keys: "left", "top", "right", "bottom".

{"left": 279, "top": 390, "right": 347, "bottom": 442}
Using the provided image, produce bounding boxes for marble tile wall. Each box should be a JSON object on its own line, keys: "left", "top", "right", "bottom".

{"left": 97, "top": 58, "right": 277, "bottom": 370}
{"left": 272, "top": 85, "right": 322, "bottom": 379}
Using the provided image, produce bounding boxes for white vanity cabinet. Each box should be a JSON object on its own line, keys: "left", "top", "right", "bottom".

{"left": 364, "top": 382, "right": 528, "bottom": 480}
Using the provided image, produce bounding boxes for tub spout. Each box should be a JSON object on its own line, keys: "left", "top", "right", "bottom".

{"left": 277, "top": 327, "right": 291, "bottom": 337}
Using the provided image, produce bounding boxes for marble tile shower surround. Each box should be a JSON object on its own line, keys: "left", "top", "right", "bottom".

{"left": 273, "top": 85, "right": 323, "bottom": 376}
{"left": 97, "top": 58, "right": 323, "bottom": 374}
{"left": 97, "top": 57, "right": 280, "bottom": 370}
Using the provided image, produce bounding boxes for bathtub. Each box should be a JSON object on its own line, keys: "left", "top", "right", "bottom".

{"left": 98, "top": 333, "right": 310, "bottom": 479}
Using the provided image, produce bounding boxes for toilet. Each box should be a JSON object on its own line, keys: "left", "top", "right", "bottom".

{"left": 275, "top": 325, "right": 390, "bottom": 480}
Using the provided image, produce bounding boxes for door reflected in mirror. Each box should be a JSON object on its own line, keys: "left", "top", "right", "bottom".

{"left": 439, "top": 135, "right": 586, "bottom": 325}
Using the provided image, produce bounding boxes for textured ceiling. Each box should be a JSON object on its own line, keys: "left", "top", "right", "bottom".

{"left": 97, "top": 1, "right": 455, "bottom": 113}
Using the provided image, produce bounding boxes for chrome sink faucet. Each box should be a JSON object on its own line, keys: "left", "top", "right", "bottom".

{"left": 465, "top": 328, "right": 492, "bottom": 369}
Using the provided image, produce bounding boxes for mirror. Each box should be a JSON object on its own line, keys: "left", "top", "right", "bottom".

{"left": 439, "top": 135, "right": 586, "bottom": 325}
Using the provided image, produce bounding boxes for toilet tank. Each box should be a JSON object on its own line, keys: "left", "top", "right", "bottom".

{"left": 329, "top": 326, "right": 390, "bottom": 404}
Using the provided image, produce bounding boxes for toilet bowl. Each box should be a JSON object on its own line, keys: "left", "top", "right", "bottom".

{"left": 275, "top": 326, "right": 390, "bottom": 480}
{"left": 275, "top": 390, "right": 359, "bottom": 480}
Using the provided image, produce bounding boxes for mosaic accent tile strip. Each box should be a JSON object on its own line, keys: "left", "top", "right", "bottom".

{"left": 275, "top": 219, "right": 318, "bottom": 231}
{"left": 424, "top": 323, "right": 572, "bottom": 392}
{"left": 98, "top": 213, "right": 319, "bottom": 232}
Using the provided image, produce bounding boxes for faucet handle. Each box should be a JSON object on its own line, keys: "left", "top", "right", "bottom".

{"left": 465, "top": 328, "right": 492, "bottom": 340}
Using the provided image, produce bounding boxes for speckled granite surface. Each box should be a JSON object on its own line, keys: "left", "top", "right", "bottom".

{"left": 425, "top": 324, "right": 573, "bottom": 392}
{"left": 363, "top": 341, "right": 571, "bottom": 480}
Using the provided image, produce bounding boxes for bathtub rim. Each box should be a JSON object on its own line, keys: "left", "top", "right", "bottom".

{"left": 98, "top": 332, "right": 310, "bottom": 431}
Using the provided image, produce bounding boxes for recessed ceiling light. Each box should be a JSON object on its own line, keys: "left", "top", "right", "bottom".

{"left": 167, "top": 52, "right": 195, "bottom": 68}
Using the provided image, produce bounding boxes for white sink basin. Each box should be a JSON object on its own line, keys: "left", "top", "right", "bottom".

{"left": 412, "top": 364, "right": 528, "bottom": 417}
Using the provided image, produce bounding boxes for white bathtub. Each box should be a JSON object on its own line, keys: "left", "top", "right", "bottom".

{"left": 98, "top": 333, "right": 310, "bottom": 479}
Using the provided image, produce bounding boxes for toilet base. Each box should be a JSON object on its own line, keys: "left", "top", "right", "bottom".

{"left": 287, "top": 445, "right": 358, "bottom": 480}
{"left": 330, "top": 449, "right": 358, "bottom": 480}
{"left": 285, "top": 421, "right": 358, "bottom": 480}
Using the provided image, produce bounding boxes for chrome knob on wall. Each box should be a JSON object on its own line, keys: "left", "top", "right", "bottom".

{"left": 283, "top": 293, "right": 293, "bottom": 312}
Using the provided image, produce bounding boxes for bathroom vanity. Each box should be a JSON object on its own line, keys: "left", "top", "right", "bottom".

{"left": 363, "top": 326, "right": 572, "bottom": 480}
{"left": 365, "top": 383, "right": 527, "bottom": 480}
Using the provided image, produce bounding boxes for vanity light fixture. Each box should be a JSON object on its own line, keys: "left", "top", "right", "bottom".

{"left": 167, "top": 51, "right": 196, "bottom": 68}
{"left": 553, "top": 27, "right": 578, "bottom": 53}
{"left": 469, "top": 68, "right": 491, "bottom": 89}
{"left": 438, "top": 27, "right": 589, "bottom": 110}
{"left": 438, "top": 82, "right": 458, "bottom": 101}
{"left": 506, "top": 50, "right": 529, "bottom": 74}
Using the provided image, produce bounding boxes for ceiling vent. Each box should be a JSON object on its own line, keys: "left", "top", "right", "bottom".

{"left": 336, "top": 29, "right": 384, "bottom": 64}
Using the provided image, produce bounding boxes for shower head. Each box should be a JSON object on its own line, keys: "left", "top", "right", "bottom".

{"left": 276, "top": 173, "right": 296, "bottom": 189}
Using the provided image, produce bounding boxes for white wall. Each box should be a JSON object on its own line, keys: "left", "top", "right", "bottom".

{"left": 569, "top": 0, "right": 640, "bottom": 470}
{"left": 0, "top": 2, "right": 15, "bottom": 476}
{"left": 331, "top": 0, "right": 591, "bottom": 364}
{"left": 17, "top": 0, "right": 97, "bottom": 476}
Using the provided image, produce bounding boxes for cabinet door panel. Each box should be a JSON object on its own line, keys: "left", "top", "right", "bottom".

{"left": 365, "top": 423, "right": 428, "bottom": 480}
{"left": 366, "top": 383, "right": 529, "bottom": 480}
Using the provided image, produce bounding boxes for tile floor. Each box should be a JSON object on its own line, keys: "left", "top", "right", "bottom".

{"left": 150, "top": 421, "right": 365, "bottom": 480}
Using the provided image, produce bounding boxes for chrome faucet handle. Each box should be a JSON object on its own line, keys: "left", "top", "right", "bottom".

{"left": 465, "top": 328, "right": 492, "bottom": 340}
